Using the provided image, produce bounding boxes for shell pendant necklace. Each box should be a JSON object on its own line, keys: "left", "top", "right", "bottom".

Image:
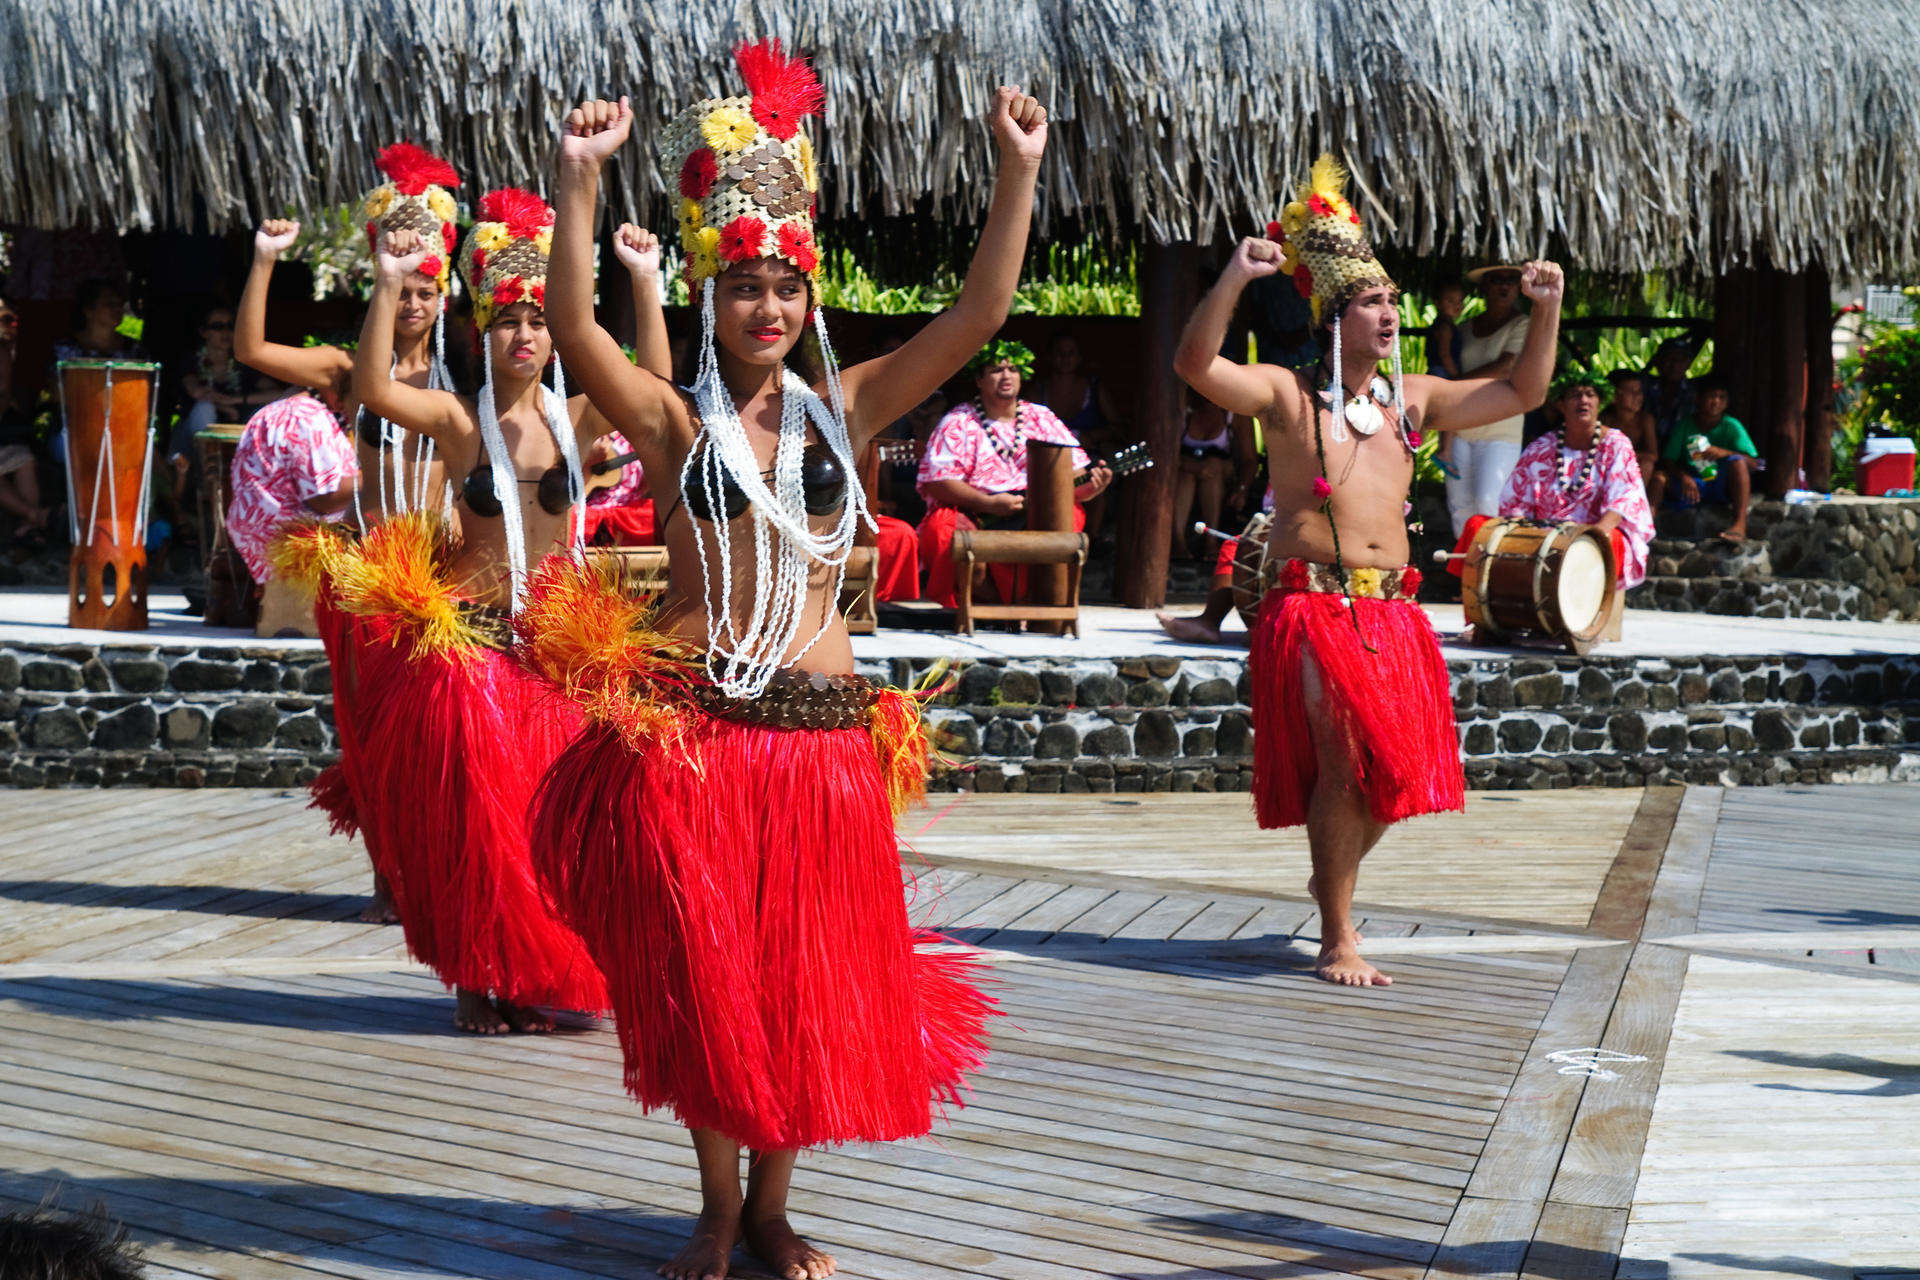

{"left": 1324, "top": 375, "right": 1393, "bottom": 437}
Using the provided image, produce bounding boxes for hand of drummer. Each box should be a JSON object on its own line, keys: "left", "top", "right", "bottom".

{"left": 254, "top": 219, "right": 301, "bottom": 260}
{"left": 563, "top": 96, "right": 633, "bottom": 167}
{"left": 612, "top": 224, "right": 662, "bottom": 281}
{"left": 376, "top": 228, "right": 430, "bottom": 282}
{"left": 989, "top": 85, "right": 1048, "bottom": 167}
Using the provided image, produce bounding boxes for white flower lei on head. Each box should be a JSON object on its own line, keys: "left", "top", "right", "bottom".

{"left": 679, "top": 277, "right": 873, "bottom": 699}
{"left": 475, "top": 345, "right": 584, "bottom": 614}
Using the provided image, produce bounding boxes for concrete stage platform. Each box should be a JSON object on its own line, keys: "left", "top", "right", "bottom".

{"left": 2, "top": 587, "right": 1917, "bottom": 792}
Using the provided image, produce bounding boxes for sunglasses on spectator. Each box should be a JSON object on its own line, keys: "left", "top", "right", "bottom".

{"left": 203, "top": 320, "right": 233, "bottom": 331}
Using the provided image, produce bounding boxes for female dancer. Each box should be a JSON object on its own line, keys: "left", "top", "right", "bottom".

{"left": 240, "top": 143, "right": 463, "bottom": 924}
{"left": 522, "top": 42, "right": 1045, "bottom": 1280}
{"left": 327, "top": 188, "right": 613, "bottom": 1034}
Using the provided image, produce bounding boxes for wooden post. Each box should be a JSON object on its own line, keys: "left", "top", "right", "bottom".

{"left": 1713, "top": 259, "right": 1809, "bottom": 499}
{"left": 1804, "top": 263, "right": 1834, "bottom": 493}
{"left": 1024, "top": 439, "right": 1076, "bottom": 634}
{"left": 1119, "top": 239, "right": 1202, "bottom": 609}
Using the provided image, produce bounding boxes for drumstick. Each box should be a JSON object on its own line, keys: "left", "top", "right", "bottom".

{"left": 1191, "top": 522, "right": 1236, "bottom": 543}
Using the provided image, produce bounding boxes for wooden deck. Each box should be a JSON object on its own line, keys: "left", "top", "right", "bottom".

{"left": 0, "top": 784, "right": 1914, "bottom": 1278}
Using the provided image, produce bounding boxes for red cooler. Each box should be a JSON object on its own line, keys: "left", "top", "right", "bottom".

{"left": 1860, "top": 438, "right": 1917, "bottom": 496}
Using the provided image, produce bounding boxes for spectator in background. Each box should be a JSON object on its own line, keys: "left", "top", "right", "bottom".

{"left": 1650, "top": 375, "right": 1757, "bottom": 543}
{"left": 52, "top": 278, "right": 145, "bottom": 369}
{"left": 0, "top": 294, "right": 55, "bottom": 546}
{"left": 1602, "top": 369, "right": 1659, "bottom": 483}
{"left": 1444, "top": 265, "right": 1531, "bottom": 536}
{"left": 165, "top": 304, "right": 279, "bottom": 545}
{"left": 1169, "top": 388, "right": 1258, "bottom": 559}
{"left": 1426, "top": 277, "right": 1466, "bottom": 378}
{"left": 224, "top": 389, "right": 359, "bottom": 586}
{"left": 1643, "top": 336, "right": 1699, "bottom": 446}
{"left": 1034, "top": 329, "right": 1122, "bottom": 454}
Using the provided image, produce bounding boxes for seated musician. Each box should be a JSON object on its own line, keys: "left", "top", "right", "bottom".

{"left": 916, "top": 338, "right": 1112, "bottom": 607}
{"left": 1447, "top": 373, "right": 1654, "bottom": 601}
{"left": 225, "top": 389, "right": 360, "bottom": 586}
{"left": 583, "top": 429, "right": 658, "bottom": 544}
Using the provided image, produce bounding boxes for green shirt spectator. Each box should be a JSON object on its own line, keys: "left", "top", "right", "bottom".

{"left": 1662, "top": 413, "right": 1756, "bottom": 474}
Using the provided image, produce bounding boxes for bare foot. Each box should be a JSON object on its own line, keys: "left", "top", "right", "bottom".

{"left": 661, "top": 1204, "right": 740, "bottom": 1280}
{"left": 1316, "top": 942, "right": 1391, "bottom": 987}
{"left": 743, "top": 1212, "right": 836, "bottom": 1280}
{"left": 454, "top": 987, "right": 509, "bottom": 1035}
{"left": 1156, "top": 611, "right": 1222, "bottom": 644}
{"left": 1717, "top": 527, "right": 1746, "bottom": 544}
{"left": 359, "top": 892, "right": 400, "bottom": 924}
{"left": 1305, "top": 877, "right": 1361, "bottom": 943}
{"left": 495, "top": 999, "right": 555, "bottom": 1034}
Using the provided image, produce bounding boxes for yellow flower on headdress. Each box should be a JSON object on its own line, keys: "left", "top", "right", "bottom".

{"left": 1280, "top": 201, "right": 1310, "bottom": 237}
{"left": 534, "top": 228, "right": 553, "bottom": 256}
{"left": 473, "top": 222, "right": 509, "bottom": 253}
{"left": 363, "top": 185, "right": 396, "bottom": 219}
{"left": 701, "top": 106, "right": 759, "bottom": 156}
{"left": 796, "top": 134, "right": 818, "bottom": 193}
{"left": 1279, "top": 242, "right": 1301, "bottom": 274}
{"left": 689, "top": 248, "right": 721, "bottom": 280}
{"left": 678, "top": 199, "right": 704, "bottom": 235}
{"left": 426, "top": 188, "right": 457, "bottom": 222}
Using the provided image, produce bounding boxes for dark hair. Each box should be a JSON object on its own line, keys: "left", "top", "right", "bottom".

{"left": 1696, "top": 375, "right": 1731, "bottom": 395}
{"left": 1435, "top": 277, "right": 1467, "bottom": 296}
{"left": 69, "top": 278, "right": 124, "bottom": 333}
{"left": 198, "top": 301, "right": 235, "bottom": 329}
{"left": 0, "top": 1204, "right": 146, "bottom": 1280}
{"left": 1606, "top": 368, "right": 1645, "bottom": 387}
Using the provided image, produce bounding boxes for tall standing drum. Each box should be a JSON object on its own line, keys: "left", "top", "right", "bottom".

{"left": 60, "top": 360, "right": 159, "bottom": 630}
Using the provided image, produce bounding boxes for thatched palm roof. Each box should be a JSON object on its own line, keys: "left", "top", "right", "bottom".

{"left": 3, "top": 0, "right": 1916, "bottom": 275}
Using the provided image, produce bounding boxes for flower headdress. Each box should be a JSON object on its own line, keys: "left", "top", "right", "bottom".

{"left": 661, "top": 39, "right": 871, "bottom": 701}
{"left": 457, "top": 187, "right": 583, "bottom": 610}
{"left": 663, "top": 39, "right": 825, "bottom": 287}
{"left": 459, "top": 188, "right": 555, "bottom": 332}
{"left": 360, "top": 143, "right": 460, "bottom": 292}
{"left": 355, "top": 142, "right": 461, "bottom": 525}
{"left": 1269, "top": 154, "right": 1393, "bottom": 329}
{"left": 967, "top": 338, "right": 1036, "bottom": 379}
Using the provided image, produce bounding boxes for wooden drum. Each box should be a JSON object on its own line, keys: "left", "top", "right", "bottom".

{"left": 1460, "top": 518, "right": 1617, "bottom": 655}
{"left": 1229, "top": 512, "right": 1274, "bottom": 631}
{"left": 59, "top": 360, "right": 160, "bottom": 630}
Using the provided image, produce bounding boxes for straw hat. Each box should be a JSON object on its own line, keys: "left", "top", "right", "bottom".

{"left": 1268, "top": 155, "right": 1394, "bottom": 327}
{"left": 1464, "top": 263, "right": 1523, "bottom": 284}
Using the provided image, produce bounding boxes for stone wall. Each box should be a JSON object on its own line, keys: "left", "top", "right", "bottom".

{"left": 5, "top": 642, "right": 1916, "bottom": 791}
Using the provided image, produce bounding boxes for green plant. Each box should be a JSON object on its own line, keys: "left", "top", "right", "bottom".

{"left": 1836, "top": 317, "right": 1920, "bottom": 490}
{"left": 288, "top": 204, "right": 379, "bottom": 302}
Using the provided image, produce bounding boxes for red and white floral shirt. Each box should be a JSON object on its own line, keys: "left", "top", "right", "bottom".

{"left": 1498, "top": 428, "right": 1654, "bottom": 587}
{"left": 226, "top": 393, "right": 359, "bottom": 583}
{"left": 916, "top": 400, "right": 1088, "bottom": 509}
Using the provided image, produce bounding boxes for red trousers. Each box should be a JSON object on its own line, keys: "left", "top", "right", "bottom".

{"left": 873, "top": 514, "right": 920, "bottom": 602}
{"left": 585, "top": 500, "right": 658, "bottom": 546}
{"left": 918, "top": 504, "right": 1087, "bottom": 608}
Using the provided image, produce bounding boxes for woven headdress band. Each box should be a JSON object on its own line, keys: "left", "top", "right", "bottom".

{"left": 665, "top": 39, "right": 825, "bottom": 287}
{"left": 360, "top": 143, "right": 460, "bottom": 292}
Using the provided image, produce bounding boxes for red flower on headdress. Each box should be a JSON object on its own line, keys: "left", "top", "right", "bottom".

{"left": 1294, "top": 263, "right": 1314, "bottom": 299}
{"left": 1312, "top": 477, "right": 1333, "bottom": 500}
{"left": 365, "top": 221, "right": 379, "bottom": 251}
{"left": 680, "top": 148, "right": 718, "bottom": 199}
{"left": 478, "top": 188, "right": 553, "bottom": 239}
{"left": 531, "top": 284, "right": 546, "bottom": 309}
{"left": 1280, "top": 559, "right": 1310, "bottom": 591}
{"left": 493, "top": 279, "right": 525, "bottom": 307}
{"left": 777, "top": 223, "right": 818, "bottom": 273}
{"left": 376, "top": 142, "right": 460, "bottom": 196}
{"left": 1265, "top": 220, "right": 1283, "bottom": 241}
{"left": 471, "top": 248, "right": 488, "bottom": 271}
{"left": 1349, "top": 210, "right": 1361, "bottom": 225}
{"left": 418, "top": 255, "right": 444, "bottom": 280}
{"left": 1306, "top": 194, "right": 1335, "bottom": 217}
{"left": 441, "top": 221, "right": 457, "bottom": 252}
{"left": 719, "top": 215, "right": 767, "bottom": 262}
{"left": 735, "top": 39, "right": 825, "bottom": 141}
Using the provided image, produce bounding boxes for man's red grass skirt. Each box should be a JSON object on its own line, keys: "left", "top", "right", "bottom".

{"left": 1249, "top": 587, "right": 1464, "bottom": 829}
{"left": 517, "top": 557, "right": 992, "bottom": 1151}
{"left": 284, "top": 518, "right": 607, "bottom": 1013}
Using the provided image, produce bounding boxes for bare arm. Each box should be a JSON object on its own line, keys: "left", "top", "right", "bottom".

{"left": 612, "top": 224, "right": 673, "bottom": 380}
{"left": 355, "top": 231, "right": 466, "bottom": 443}
{"left": 549, "top": 98, "right": 678, "bottom": 452}
{"left": 1173, "top": 238, "right": 1296, "bottom": 423}
{"left": 832, "top": 87, "right": 1049, "bottom": 445}
{"left": 304, "top": 477, "right": 358, "bottom": 518}
{"left": 1421, "top": 262, "right": 1564, "bottom": 434}
{"left": 926, "top": 477, "right": 1023, "bottom": 519}
{"left": 235, "top": 221, "right": 353, "bottom": 394}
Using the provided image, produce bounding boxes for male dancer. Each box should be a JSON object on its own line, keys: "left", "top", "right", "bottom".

{"left": 1175, "top": 156, "right": 1563, "bottom": 986}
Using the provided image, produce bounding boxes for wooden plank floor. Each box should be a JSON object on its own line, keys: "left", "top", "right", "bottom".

{"left": 0, "top": 785, "right": 1914, "bottom": 1278}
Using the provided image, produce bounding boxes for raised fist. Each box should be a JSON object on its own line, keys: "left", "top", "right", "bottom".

{"left": 612, "top": 224, "right": 661, "bottom": 279}
{"left": 1229, "top": 236, "right": 1285, "bottom": 281}
{"left": 1521, "top": 260, "right": 1565, "bottom": 306}
{"left": 989, "top": 85, "right": 1048, "bottom": 167}
{"left": 377, "top": 228, "right": 429, "bottom": 281}
{"left": 254, "top": 219, "right": 301, "bottom": 259}
{"left": 563, "top": 96, "right": 633, "bottom": 166}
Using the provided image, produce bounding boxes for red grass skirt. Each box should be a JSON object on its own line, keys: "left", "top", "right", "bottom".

{"left": 529, "top": 711, "right": 992, "bottom": 1150}
{"left": 346, "top": 624, "right": 608, "bottom": 1012}
{"left": 1249, "top": 587, "right": 1464, "bottom": 829}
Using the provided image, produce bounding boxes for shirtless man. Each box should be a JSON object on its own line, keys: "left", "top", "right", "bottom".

{"left": 1175, "top": 155, "right": 1562, "bottom": 986}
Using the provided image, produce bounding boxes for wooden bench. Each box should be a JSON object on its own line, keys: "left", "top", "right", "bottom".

{"left": 952, "top": 529, "right": 1087, "bottom": 636}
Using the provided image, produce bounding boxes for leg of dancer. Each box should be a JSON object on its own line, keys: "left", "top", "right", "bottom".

{"left": 533, "top": 44, "right": 1047, "bottom": 1277}
{"left": 1176, "top": 156, "right": 1564, "bottom": 987}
